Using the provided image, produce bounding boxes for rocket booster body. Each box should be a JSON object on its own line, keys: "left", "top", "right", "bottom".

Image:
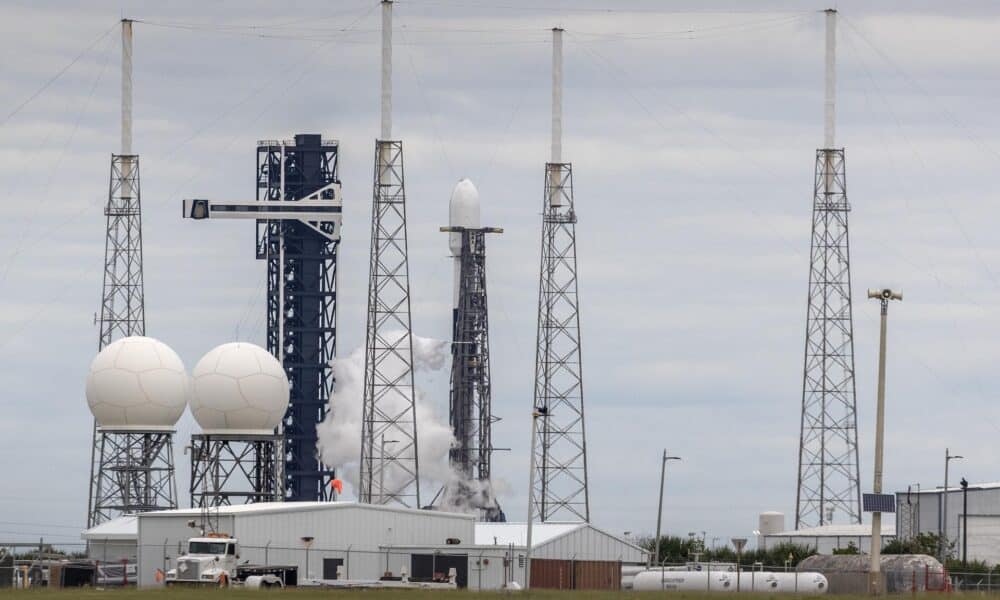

{"left": 449, "top": 178, "right": 481, "bottom": 307}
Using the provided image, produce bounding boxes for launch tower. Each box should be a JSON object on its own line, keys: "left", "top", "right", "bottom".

{"left": 182, "top": 134, "right": 343, "bottom": 502}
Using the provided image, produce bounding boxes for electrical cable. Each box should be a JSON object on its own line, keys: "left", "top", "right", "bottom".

{"left": 0, "top": 33, "right": 116, "bottom": 290}
{"left": 398, "top": 20, "right": 456, "bottom": 178}
{"left": 0, "top": 22, "right": 118, "bottom": 130}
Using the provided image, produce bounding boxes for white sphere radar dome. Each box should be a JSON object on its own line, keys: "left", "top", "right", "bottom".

{"left": 85, "top": 336, "right": 189, "bottom": 429}
{"left": 190, "top": 342, "right": 288, "bottom": 434}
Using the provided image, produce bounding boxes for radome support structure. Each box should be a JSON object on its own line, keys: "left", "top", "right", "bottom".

{"left": 87, "top": 20, "right": 177, "bottom": 527}
{"left": 795, "top": 8, "right": 862, "bottom": 529}
{"left": 189, "top": 433, "right": 284, "bottom": 506}
{"left": 530, "top": 28, "right": 590, "bottom": 523}
{"left": 440, "top": 202, "right": 504, "bottom": 520}
{"left": 359, "top": 0, "right": 421, "bottom": 507}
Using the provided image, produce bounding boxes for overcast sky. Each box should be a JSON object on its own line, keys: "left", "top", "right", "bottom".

{"left": 2, "top": 0, "right": 1000, "bottom": 549}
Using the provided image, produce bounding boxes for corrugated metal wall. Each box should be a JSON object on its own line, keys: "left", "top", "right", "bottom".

{"left": 530, "top": 559, "right": 621, "bottom": 590}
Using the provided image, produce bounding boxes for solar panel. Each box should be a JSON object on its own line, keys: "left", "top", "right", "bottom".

{"left": 863, "top": 493, "right": 896, "bottom": 513}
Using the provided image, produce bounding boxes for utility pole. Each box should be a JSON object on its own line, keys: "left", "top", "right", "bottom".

{"left": 650, "top": 451, "right": 681, "bottom": 567}
{"left": 866, "top": 287, "right": 901, "bottom": 595}
{"left": 961, "top": 477, "right": 969, "bottom": 566}
{"left": 942, "top": 449, "right": 963, "bottom": 562}
{"left": 525, "top": 407, "right": 546, "bottom": 590}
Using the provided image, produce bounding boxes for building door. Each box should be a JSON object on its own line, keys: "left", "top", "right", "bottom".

{"left": 411, "top": 553, "right": 468, "bottom": 588}
{"left": 322, "top": 558, "right": 344, "bottom": 580}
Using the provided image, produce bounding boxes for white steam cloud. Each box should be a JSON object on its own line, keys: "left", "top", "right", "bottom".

{"left": 317, "top": 332, "right": 509, "bottom": 516}
{"left": 316, "top": 333, "right": 455, "bottom": 499}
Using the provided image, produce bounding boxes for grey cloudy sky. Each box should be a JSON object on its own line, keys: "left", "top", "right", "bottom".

{"left": 2, "top": 0, "right": 1000, "bottom": 547}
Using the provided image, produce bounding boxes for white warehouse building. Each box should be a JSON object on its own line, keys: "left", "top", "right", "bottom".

{"left": 896, "top": 482, "right": 1000, "bottom": 565}
{"left": 82, "top": 502, "right": 646, "bottom": 589}
{"left": 762, "top": 524, "right": 896, "bottom": 554}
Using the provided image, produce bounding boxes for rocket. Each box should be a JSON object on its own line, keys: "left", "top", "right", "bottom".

{"left": 449, "top": 178, "right": 480, "bottom": 307}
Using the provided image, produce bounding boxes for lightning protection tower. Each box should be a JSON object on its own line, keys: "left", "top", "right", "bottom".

{"left": 795, "top": 8, "right": 862, "bottom": 529}
{"left": 440, "top": 183, "right": 504, "bottom": 520}
{"left": 359, "top": 0, "right": 421, "bottom": 508}
{"left": 530, "top": 28, "right": 590, "bottom": 523}
{"left": 86, "top": 19, "right": 173, "bottom": 527}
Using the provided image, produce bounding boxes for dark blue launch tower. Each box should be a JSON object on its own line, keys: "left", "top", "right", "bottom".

{"left": 256, "top": 134, "right": 339, "bottom": 501}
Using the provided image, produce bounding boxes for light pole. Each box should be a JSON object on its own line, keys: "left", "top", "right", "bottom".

{"left": 866, "top": 287, "right": 901, "bottom": 595}
{"left": 651, "top": 451, "right": 681, "bottom": 567}
{"left": 960, "top": 477, "right": 969, "bottom": 567}
{"left": 732, "top": 538, "right": 747, "bottom": 592}
{"left": 942, "top": 448, "right": 963, "bottom": 562}
{"left": 300, "top": 536, "right": 314, "bottom": 580}
{"left": 525, "top": 407, "right": 547, "bottom": 590}
{"left": 379, "top": 436, "right": 399, "bottom": 505}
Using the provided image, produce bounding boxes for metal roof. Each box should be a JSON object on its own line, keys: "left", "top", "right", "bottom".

{"left": 474, "top": 522, "right": 649, "bottom": 557}
{"left": 475, "top": 522, "right": 582, "bottom": 547}
{"left": 768, "top": 523, "right": 895, "bottom": 537}
{"left": 82, "top": 502, "right": 474, "bottom": 539}
{"left": 896, "top": 481, "right": 1000, "bottom": 494}
{"left": 81, "top": 515, "right": 138, "bottom": 541}
{"left": 138, "top": 501, "right": 473, "bottom": 520}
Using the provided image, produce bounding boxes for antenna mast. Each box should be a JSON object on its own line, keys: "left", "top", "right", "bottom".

{"left": 87, "top": 19, "right": 173, "bottom": 528}
{"left": 530, "top": 28, "right": 590, "bottom": 523}
{"left": 795, "top": 8, "right": 862, "bottom": 529}
{"left": 360, "top": 0, "right": 421, "bottom": 507}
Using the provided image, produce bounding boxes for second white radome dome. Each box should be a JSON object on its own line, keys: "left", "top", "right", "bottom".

{"left": 190, "top": 342, "right": 288, "bottom": 433}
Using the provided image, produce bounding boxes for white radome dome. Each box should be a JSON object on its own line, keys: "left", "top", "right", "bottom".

{"left": 86, "top": 336, "right": 189, "bottom": 429}
{"left": 190, "top": 342, "right": 288, "bottom": 433}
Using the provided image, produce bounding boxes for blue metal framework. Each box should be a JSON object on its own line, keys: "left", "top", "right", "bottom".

{"left": 256, "top": 134, "right": 339, "bottom": 501}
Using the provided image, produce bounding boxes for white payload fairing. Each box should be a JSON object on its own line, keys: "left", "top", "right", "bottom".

{"left": 449, "top": 178, "right": 480, "bottom": 306}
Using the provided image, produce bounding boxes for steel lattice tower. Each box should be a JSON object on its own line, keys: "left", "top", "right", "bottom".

{"left": 257, "top": 135, "right": 340, "bottom": 501}
{"left": 795, "top": 9, "right": 862, "bottom": 529}
{"left": 86, "top": 20, "right": 178, "bottom": 527}
{"left": 358, "top": 0, "right": 420, "bottom": 508}
{"left": 359, "top": 140, "right": 420, "bottom": 507}
{"left": 531, "top": 28, "right": 590, "bottom": 523}
{"left": 441, "top": 224, "right": 504, "bottom": 520}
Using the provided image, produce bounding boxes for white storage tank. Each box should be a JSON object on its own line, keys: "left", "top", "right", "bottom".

{"left": 633, "top": 570, "right": 736, "bottom": 592}
{"left": 759, "top": 511, "right": 786, "bottom": 536}
{"left": 632, "top": 569, "right": 827, "bottom": 594}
